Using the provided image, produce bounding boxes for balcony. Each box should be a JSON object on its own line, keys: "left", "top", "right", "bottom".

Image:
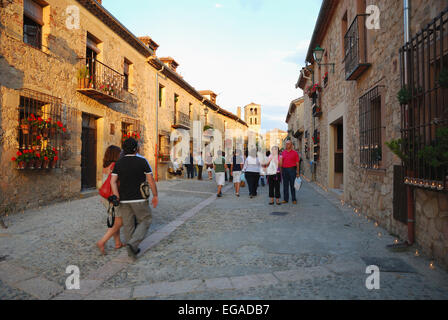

{"left": 77, "top": 58, "right": 124, "bottom": 103}
{"left": 344, "top": 15, "right": 371, "bottom": 81}
{"left": 172, "top": 111, "right": 191, "bottom": 130}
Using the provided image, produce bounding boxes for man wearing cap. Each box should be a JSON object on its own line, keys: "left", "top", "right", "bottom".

{"left": 111, "top": 138, "right": 158, "bottom": 260}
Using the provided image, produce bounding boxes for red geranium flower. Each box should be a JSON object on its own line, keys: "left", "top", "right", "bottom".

{"left": 38, "top": 117, "right": 43, "bottom": 122}
{"left": 17, "top": 151, "right": 22, "bottom": 156}
{"left": 36, "top": 153, "right": 41, "bottom": 158}
{"left": 54, "top": 156, "right": 59, "bottom": 161}
{"left": 11, "top": 157, "right": 17, "bottom": 162}
{"left": 63, "top": 128, "right": 67, "bottom": 132}
{"left": 44, "top": 156, "right": 49, "bottom": 161}
{"left": 55, "top": 150, "right": 59, "bottom": 155}
{"left": 36, "top": 135, "right": 41, "bottom": 140}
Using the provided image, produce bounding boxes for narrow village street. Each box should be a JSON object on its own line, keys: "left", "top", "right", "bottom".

{"left": 1, "top": 178, "right": 448, "bottom": 300}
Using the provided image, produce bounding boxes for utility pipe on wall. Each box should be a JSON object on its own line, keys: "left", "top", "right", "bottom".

{"left": 403, "top": 0, "right": 415, "bottom": 245}
{"left": 154, "top": 64, "right": 165, "bottom": 182}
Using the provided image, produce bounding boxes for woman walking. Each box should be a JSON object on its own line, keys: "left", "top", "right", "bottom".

{"left": 230, "top": 149, "right": 244, "bottom": 197}
{"left": 265, "top": 146, "right": 282, "bottom": 205}
{"left": 205, "top": 152, "right": 213, "bottom": 180}
{"left": 97, "top": 145, "right": 125, "bottom": 255}
{"left": 243, "top": 149, "right": 261, "bottom": 198}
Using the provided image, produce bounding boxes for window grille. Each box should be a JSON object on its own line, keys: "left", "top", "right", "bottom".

{"left": 399, "top": 6, "right": 448, "bottom": 191}
{"left": 359, "top": 86, "right": 383, "bottom": 169}
{"left": 16, "top": 89, "right": 72, "bottom": 170}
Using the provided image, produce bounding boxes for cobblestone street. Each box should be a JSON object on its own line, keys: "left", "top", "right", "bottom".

{"left": 1, "top": 178, "right": 448, "bottom": 300}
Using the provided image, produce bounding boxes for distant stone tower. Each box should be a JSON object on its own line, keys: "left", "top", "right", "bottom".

{"left": 244, "top": 103, "right": 261, "bottom": 134}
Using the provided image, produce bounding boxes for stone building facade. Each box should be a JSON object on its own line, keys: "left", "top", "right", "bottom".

{"left": 295, "top": 0, "right": 448, "bottom": 267}
{"left": 285, "top": 97, "right": 305, "bottom": 152}
{"left": 0, "top": 0, "right": 247, "bottom": 214}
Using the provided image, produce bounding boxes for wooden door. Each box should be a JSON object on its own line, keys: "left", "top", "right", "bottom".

{"left": 81, "top": 113, "right": 97, "bottom": 190}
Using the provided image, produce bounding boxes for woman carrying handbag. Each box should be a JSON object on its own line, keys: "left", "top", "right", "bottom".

{"left": 97, "top": 145, "right": 125, "bottom": 255}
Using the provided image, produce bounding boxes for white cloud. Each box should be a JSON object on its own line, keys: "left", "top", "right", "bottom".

{"left": 215, "top": 3, "right": 223, "bottom": 8}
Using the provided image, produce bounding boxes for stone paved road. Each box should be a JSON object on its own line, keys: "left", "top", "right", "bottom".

{"left": 1, "top": 177, "right": 448, "bottom": 300}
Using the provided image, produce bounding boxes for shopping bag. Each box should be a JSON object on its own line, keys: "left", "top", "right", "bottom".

{"left": 99, "top": 163, "right": 115, "bottom": 199}
{"left": 240, "top": 173, "right": 246, "bottom": 187}
{"left": 294, "top": 177, "right": 302, "bottom": 191}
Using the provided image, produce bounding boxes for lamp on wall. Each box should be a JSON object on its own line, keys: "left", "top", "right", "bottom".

{"left": 313, "top": 45, "right": 335, "bottom": 73}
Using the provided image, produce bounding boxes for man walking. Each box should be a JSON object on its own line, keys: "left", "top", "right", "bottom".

{"left": 280, "top": 140, "right": 300, "bottom": 204}
{"left": 111, "top": 138, "right": 158, "bottom": 260}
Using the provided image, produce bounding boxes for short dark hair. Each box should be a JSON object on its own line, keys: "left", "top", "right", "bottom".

{"left": 122, "top": 138, "right": 138, "bottom": 155}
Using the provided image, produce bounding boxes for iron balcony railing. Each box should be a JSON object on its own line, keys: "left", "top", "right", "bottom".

{"left": 399, "top": 6, "right": 448, "bottom": 191}
{"left": 77, "top": 57, "right": 124, "bottom": 103}
{"left": 344, "top": 14, "right": 371, "bottom": 81}
{"left": 172, "top": 111, "right": 191, "bottom": 129}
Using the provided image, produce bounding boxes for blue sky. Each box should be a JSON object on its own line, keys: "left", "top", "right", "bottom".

{"left": 103, "top": 0, "right": 322, "bottom": 131}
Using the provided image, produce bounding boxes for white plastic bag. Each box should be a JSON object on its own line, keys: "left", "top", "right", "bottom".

{"left": 294, "top": 177, "right": 302, "bottom": 191}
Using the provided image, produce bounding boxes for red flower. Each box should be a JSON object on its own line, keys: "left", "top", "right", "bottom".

{"left": 38, "top": 117, "right": 43, "bottom": 122}
{"left": 36, "top": 153, "right": 41, "bottom": 158}
{"left": 11, "top": 157, "right": 17, "bottom": 162}
{"left": 48, "top": 118, "right": 52, "bottom": 121}
{"left": 55, "top": 150, "right": 59, "bottom": 155}
{"left": 17, "top": 151, "right": 22, "bottom": 156}
{"left": 54, "top": 156, "right": 59, "bottom": 161}
{"left": 30, "top": 114, "right": 36, "bottom": 119}
{"left": 23, "top": 150, "right": 27, "bottom": 154}
{"left": 36, "top": 135, "right": 41, "bottom": 140}
{"left": 63, "top": 128, "right": 67, "bottom": 132}
{"left": 44, "top": 156, "right": 49, "bottom": 161}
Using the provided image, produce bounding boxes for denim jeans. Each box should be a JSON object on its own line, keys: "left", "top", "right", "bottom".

{"left": 282, "top": 167, "right": 297, "bottom": 202}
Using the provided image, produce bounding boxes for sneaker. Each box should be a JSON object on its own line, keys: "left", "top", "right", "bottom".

{"left": 126, "top": 244, "right": 140, "bottom": 261}
{"left": 236, "top": 193, "right": 240, "bottom": 197}
{"left": 282, "top": 200, "right": 288, "bottom": 204}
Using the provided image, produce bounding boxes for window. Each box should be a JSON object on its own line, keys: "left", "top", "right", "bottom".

{"left": 158, "top": 133, "right": 170, "bottom": 161}
{"left": 23, "top": 0, "right": 44, "bottom": 49}
{"left": 400, "top": 7, "right": 448, "bottom": 190}
{"left": 123, "top": 59, "right": 131, "bottom": 91}
{"left": 158, "top": 84, "right": 165, "bottom": 107}
{"left": 189, "top": 103, "right": 193, "bottom": 120}
{"left": 359, "top": 86, "right": 383, "bottom": 169}
{"left": 16, "top": 89, "right": 68, "bottom": 170}
{"left": 341, "top": 10, "right": 348, "bottom": 60}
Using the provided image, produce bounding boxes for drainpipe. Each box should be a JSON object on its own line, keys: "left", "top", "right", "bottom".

{"left": 403, "top": 0, "right": 415, "bottom": 245}
{"left": 154, "top": 64, "right": 165, "bottom": 182}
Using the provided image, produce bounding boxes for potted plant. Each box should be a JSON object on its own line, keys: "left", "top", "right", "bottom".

{"left": 418, "top": 127, "right": 448, "bottom": 170}
{"left": 77, "top": 66, "right": 90, "bottom": 89}
{"left": 20, "top": 118, "right": 30, "bottom": 135}
{"left": 397, "top": 85, "right": 412, "bottom": 105}
{"left": 438, "top": 68, "right": 448, "bottom": 88}
{"left": 34, "top": 151, "right": 43, "bottom": 169}
{"left": 11, "top": 151, "right": 27, "bottom": 169}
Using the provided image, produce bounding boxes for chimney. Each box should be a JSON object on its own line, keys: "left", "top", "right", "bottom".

{"left": 237, "top": 106, "right": 241, "bottom": 119}
{"left": 199, "top": 90, "right": 217, "bottom": 104}
{"left": 160, "top": 57, "right": 179, "bottom": 72}
{"left": 139, "top": 36, "right": 159, "bottom": 54}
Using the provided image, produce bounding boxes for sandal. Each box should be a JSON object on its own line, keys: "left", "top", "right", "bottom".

{"left": 115, "top": 243, "right": 126, "bottom": 250}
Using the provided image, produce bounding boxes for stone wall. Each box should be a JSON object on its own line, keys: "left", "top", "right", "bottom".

{"left": 299, "top": 0, "right": 448, "bottom": 267}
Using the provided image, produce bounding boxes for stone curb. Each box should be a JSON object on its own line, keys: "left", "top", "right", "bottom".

{"left": 90, "top": 263, "right": 366, "bottom": 300}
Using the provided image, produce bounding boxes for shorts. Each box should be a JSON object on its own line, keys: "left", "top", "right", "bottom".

{"left": 101, "top": 199, "right": 122, "bottom": 217}
{"left": 232, "top": 171, "right": 242, "bottom": 183}
{"left": 215, "top": 172, "right": 225, "bottom": 186}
